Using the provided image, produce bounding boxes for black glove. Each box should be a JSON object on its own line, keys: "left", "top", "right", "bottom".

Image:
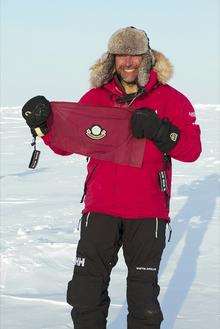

{"left": 131, "top": 108, "right": 180, "bottom": 153}
{"left": 22, "top": 95, "right": 51, "bottom": 137}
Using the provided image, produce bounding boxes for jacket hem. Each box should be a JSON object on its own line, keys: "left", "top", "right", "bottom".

{"left": 82, "top": 207, "right": 169, "bottom": 221}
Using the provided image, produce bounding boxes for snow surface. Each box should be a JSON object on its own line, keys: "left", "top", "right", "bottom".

{"left": 0, "top": 105, "right": 220, "bottom": 329}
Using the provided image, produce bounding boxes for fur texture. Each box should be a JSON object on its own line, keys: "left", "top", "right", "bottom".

{"left": 152, "top": 50, "right": 173, "bottom": 84}
{"left": 108, "top": 26, "right": 150, "bottom": 55}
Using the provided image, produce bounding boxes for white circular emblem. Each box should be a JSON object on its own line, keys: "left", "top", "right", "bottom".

{"left": 86, "top": 125, "right": 107, "bottom": 140}
{"left": 170, "top": 132, "right": 178, "bottom": 142}
{"left": 91, "top": 125, "right": 102, "bottom": 136}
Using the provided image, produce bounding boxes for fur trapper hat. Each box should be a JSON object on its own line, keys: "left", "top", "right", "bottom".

{"left": 90, "top": 26, "right": 173, "bottom": 88}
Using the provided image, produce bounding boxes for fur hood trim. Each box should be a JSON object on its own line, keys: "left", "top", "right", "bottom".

{"left": 152, "top": 50, "right": 173, "bottom": 84}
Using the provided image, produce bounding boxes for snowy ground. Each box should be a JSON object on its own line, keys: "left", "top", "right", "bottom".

{"left": 0, "top": 104, "right": 220, "bottom": 329}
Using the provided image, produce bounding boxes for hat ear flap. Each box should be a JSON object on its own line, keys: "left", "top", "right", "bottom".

{"left": 137, "top": 52, "right": 154, "bottom": 87}
{"left": 90, "top": 53, "right": 115, "bottom": 88}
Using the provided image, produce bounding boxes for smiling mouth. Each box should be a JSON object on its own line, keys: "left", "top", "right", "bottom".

{"left": 124, "top": 69, "right": 136, "bottom": 72}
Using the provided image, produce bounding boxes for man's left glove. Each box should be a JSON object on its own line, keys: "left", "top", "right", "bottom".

{"left": 22, "top": 95, "right": 51, "bottom": 137}
{"left": 131, "top": 108, "right": 180, "bottom": 153}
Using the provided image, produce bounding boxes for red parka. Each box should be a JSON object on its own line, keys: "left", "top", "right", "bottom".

{"left": 43, "top": 52, "right": 201, "bottom": 221}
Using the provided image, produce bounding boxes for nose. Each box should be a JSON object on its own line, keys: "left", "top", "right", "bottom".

{"left": 124, "top": 56, "right": 132, "bottom": 67}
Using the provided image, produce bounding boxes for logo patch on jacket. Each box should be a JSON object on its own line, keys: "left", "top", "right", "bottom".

{"left": 86, "top": 125, "right": 107, "bottom": 140}
{"left": 170, "top": 132, "right": 178, "bottom": 142}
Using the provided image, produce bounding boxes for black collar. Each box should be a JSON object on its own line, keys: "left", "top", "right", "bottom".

{"left": 114, "top": 74, "right": 146, "bottom": 105}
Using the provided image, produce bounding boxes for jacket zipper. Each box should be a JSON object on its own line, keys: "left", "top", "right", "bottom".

{"left": 128, "top": 93, "right": 141, "bottom": 107}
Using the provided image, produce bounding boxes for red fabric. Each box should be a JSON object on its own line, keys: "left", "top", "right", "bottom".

{"left": 43, "top": 69, "right": 202, "bottom": 220}
{"left": 44, "top": 102, "right": 146, "bottom": 167}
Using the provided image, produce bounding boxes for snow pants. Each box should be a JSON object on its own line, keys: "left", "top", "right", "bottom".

{"left": 66, "top": 212, "right": 166, "bottom": 329}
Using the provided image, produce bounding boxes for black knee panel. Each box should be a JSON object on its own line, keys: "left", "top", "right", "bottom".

{"left": 130, "top": 305, "right": 163, "bottom": 322}
{"left": 128, "top": 306, "right": 163, "bottom": 329}
{"left": 66, "top": 275, "right": 103, "bottom": 308}
{"left": 143, "top": 307, "right": 163, "bottom": 324}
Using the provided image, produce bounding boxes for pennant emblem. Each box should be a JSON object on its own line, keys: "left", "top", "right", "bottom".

{"left": 86, "top": 125, "right": 107, "bottom": 140}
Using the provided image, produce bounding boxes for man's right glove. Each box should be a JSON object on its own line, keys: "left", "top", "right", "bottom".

{"left": 22, "top": 95, "right": 51, "bottom": 137}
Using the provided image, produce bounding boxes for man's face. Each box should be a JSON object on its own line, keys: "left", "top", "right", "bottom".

{"left": 115, "top": 54, "right": 143, "bottom": 83}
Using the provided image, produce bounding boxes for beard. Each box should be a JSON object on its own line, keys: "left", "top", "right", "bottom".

{"left": 116, "top": 67, "right": 139, "bottom": 84}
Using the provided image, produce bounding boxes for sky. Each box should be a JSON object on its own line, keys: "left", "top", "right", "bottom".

{"left": 1, "top": 0, "right": 220, "bottom": 106}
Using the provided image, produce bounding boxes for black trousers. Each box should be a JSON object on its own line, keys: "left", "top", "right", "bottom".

{"left": 67, "top": 212, "right": 166, "bottom": 329}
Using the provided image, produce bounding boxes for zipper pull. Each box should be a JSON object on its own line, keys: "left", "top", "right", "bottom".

{"left": 77, "top": 216, "right": 83, "bottom": 231}
{"left": 167, "top": 222, "right": 172, "bottom": 242}
{"left": 85, "top": 212, "right": 90, "bottom": 227}
{"left": 155, "top": 217, "right": 159, "bottom": 238}
{"left": 163, "top": 153, "right": 171, "bottom": 169}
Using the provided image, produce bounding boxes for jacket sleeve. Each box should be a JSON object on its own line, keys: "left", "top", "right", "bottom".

{"left": 42, "top": 133, "right": 72, "bottom": 156}
{"left": 168, "top": 94, "right": 202, "bottom": 162}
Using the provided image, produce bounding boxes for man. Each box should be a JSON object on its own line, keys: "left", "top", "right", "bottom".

{"left": 22, "top": 27, "right": 201, "bottom": 329}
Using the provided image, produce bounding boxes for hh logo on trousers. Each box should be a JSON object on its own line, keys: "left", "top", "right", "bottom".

{"left": 74, "top": 257, "right": 86, "bottom": 267}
